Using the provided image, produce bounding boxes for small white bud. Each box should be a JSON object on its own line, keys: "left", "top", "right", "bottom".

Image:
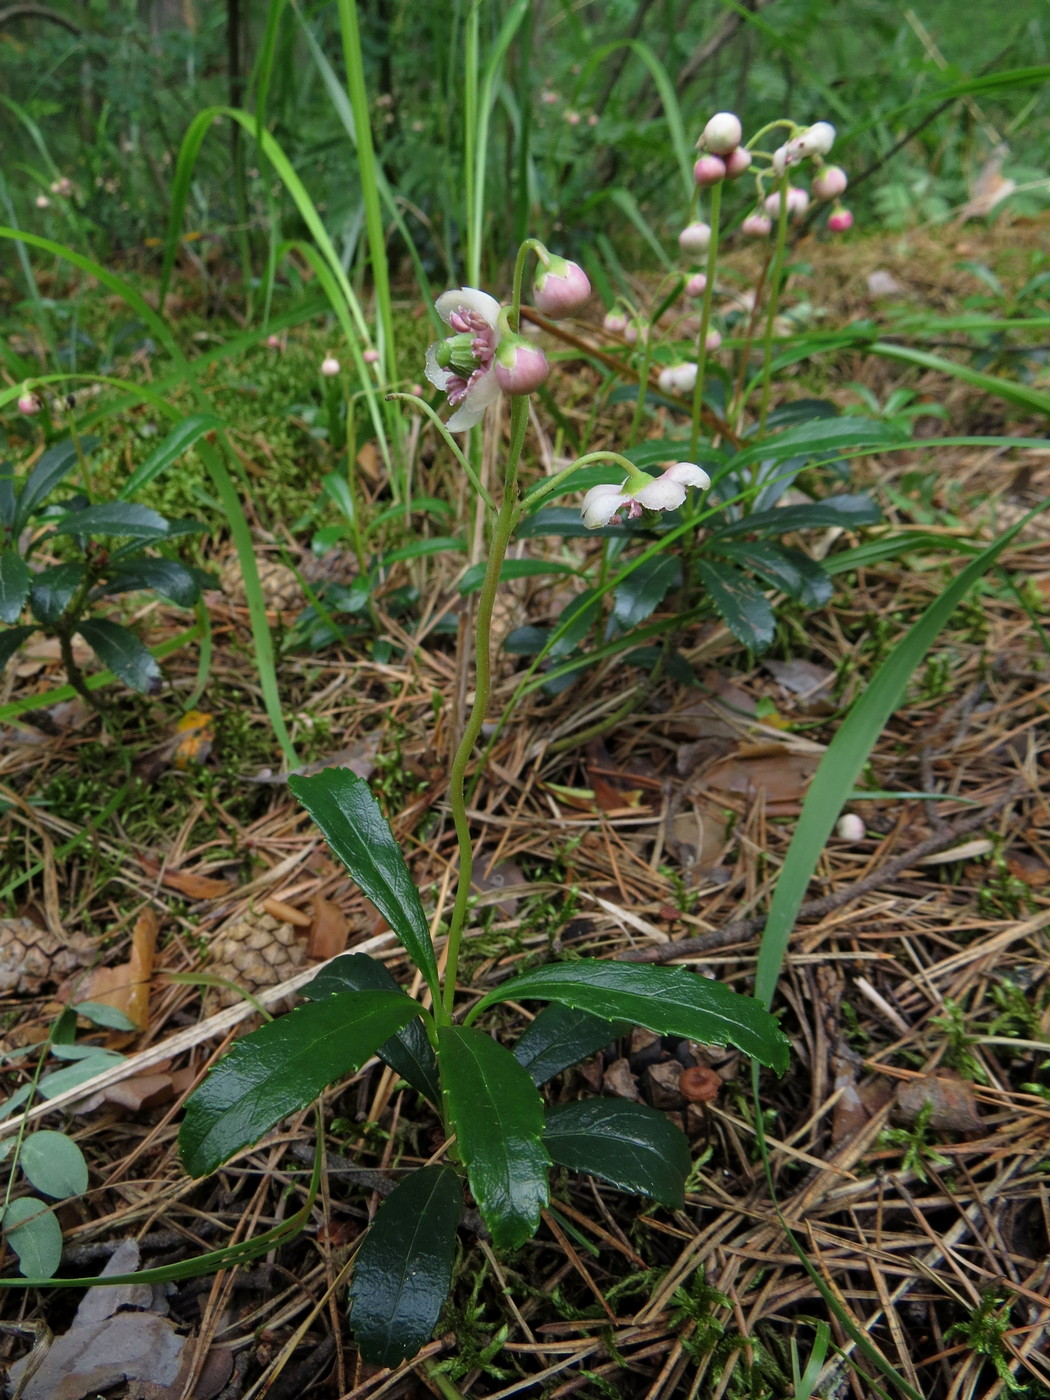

{"left": 702, "top": 112, "right": 742, "bottom": 155}
{"left": 835, "top": 813, "right": 866, "bottom": 842}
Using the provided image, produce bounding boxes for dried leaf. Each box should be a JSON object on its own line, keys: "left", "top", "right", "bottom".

{"left": 895, "top": 1071, "right": 983, "bottom": 1134}
{"left": 77, "top": 909, "right": 156, "bottom": 1033}
{"left": 307, "top": 895, "right": 351, "bottom": 960}
{"left": 263, "top": 896, "right": 311, "bottom": 927}
{"left": 704, "top": 744, "right": 821, "bottom": 815}
{"left": 139, "top": 856, "right": 233, "bottom": 900}
{"left": 172, "top": 710, "right": 214, "bottom": 769}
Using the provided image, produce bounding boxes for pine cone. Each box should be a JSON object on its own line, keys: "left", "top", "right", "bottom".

{"left": 207, "top": 911, "right": 307, "bottom": 1008}
{"left": 0, "top": 919, "right": 95, "bottom": 995}
{"left": 219, "top": 557, "right": 304, "bottom": 613}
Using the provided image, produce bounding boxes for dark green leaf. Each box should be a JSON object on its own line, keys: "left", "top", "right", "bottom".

{"left": 712, "top": 494, "right": 882, "bottom": 541}
{"left": 458, "top": 558, "right": 578, "bottom": 596}
{"left": 349, "top": 1166, "right": 461, "bottom": 1366}
{"left": 0, "top": 552, "right": 30, "bottom": 624}
{"left": 611, "top": 557, "right": 680, "bottom": 631}
{"left": 306, "top": 953, "right": 439, "bottom": 1103}
{"left": 99, "top": 558, "right": 203, "bottom": 607}
{"left": 471, "top": 961, "right": 790, "bottom": 1073}
{"left": 551, "top": 589, "right": 601, "bottom": 658}
{"left": 52, "top": 502, "right": 171, "bottom": 542}
{"left": 543, "top": 1099, "right": 691, "bottom": 1207}
{"left": 694, "top": 561, "right": 776, "bottom": 652}
{"left": 712, "top": 541, "right": 832, "bottom": 608}
{"left": 2, "top": 1198, "right": 62, "bottom": 1278}
{"left": 727, "top": 418, "right": 906, "bottom": 473}
{"left": 438, "top": 1027, "right": 549, "bottom": 1249}
{"left": 289, "top": 769, "right": 440, "bottom": 999}
{"left": 378, "top": 537, "right": 464, "bottom": 566}
{"left": 512, "top": 1003, "right": 628, "bottom": 1086}
{"left": 0, "top": 625, "right": 36, "bottom": 671}
{"left": 15, "top": 437, "right": 97, "bottom": 531}
{"left": 121, "top": 413, "right": 222, "bottom": 498}
{"left": 0, "top": 468, "right": 16, "bottom": 529}
{"left": 70, "top": 1001, "right": 139, "bottom": 1032}
{"left": 20, "top": 1131, "right": 89, "bottom": 1199}
{"left": 503, "top": 626, "right": 549, "bottom": 656}
{"left": 180, "top": 990, "right": 424, "bottom": 1177}
{"left": 762, "top": 399, "right": 839, "bottom": 429}
{"left": 77, "top": 620, "right": 162, "bottom": 693}
{"left": 29, "top": 563, "right": 85, "bottom": 624}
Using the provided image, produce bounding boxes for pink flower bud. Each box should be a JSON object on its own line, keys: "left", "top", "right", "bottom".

{"left": 685, "top": 273, "right": 707, "bottom": 297}
{"left": 321, "top": 356, "right": 341, "bottom": 376}
{"left": 693, "top": 155, "right": 726, "bottom": 188}
{"left": 764, "top": 187, "right": 809, "bottom": 220}
{"left": 363, "top": 348, "right": 380, "bottom": 364}
{"left": 702, "top": 112, "right": 742, "bottom": 155}
{"left": 623, "top": 320, "right": 647, "bottom": 345}
{"left": 34, "top": 194, "right": 50, "bottom": 210}
{"left": 812, "top": 165, "right": 848, "bottom": 201}
{"left": 741, "top": 213, "right": 772, "bottom": 238}
{"left": 678, "top": 221, "right": 711, "bottom": 255}
{"left": 533, "top": 257, "right": 591, "bottom": 319}
{"left": 827, "top": 207, "right": 854, "bottom": 232}
{"left": 603, "top": 310, "right": 628, "bottom": 335}
{"left": 705, "top": 329, "right": 722, "bottom": 352}
{"left": 49, "top": 177, "right": 73, "bottom": 197}
{"left": 17, "top": 391, "right": 40, "bottom": 415}
{"left": 724, "top": 147, "right": 752, "bottom": 179}
{"left": 494, "top": 338, "right": 549, "bottom": 395}
{"left": 265, "top": 334, "right": 281, "bottom": 349}
{"left": 564, "top": 109, "right": 581, "bottom": 126}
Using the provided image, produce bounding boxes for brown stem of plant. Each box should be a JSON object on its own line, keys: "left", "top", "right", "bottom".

{"left": 617, "top": 779, "right": 1027, "bottom": 964}
{"left": 55, "top": 626, "right": 103, "bottom": 717}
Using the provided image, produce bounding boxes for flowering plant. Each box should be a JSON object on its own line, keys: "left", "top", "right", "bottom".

{"left": 178, "top": 237, "right": 789, "bottom": 1366}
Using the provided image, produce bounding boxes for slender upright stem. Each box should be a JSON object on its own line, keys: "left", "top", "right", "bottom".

{"left": 689, "top": 180, "right": 722, "bottom": 462}
{"left": 440, "top": 396, "right": 529, "bottom": 1020}
{"left": 757, "top": 174, "right": 791, "bottom": 434}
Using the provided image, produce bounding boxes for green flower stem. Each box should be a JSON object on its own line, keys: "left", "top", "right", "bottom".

{"left": 510, "top": 238, "right": 548, "bottom": 327}
{"left": 526, "top": 450, "right": 641, "bottom": 510}
{"left": 387, "top": 392, "right": 496, "bottom": 513}
{"left": 757, "top": 173, "right": 791, "bottom": 435}
{"left": 689, "top": 180, "right": 722, "bottom": 462}
{"left": 440, "top": 395, "right": 529, "bottom": 1022}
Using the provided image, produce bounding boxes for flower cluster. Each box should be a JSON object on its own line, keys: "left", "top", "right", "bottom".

{"left": 744, "top": 119, "right": 852, "bottom": 235}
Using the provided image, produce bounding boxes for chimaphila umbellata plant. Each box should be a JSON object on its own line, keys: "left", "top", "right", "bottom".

{"left": 0, "top": 432, "right": 210, "bottom": 707}
{"left": 177, "top": 234, "right": 790, "bottom": 1367}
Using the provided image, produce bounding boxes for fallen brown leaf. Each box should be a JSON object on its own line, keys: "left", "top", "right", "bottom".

{"left": 308, "top": 895, "right": 351, "bottom": 960}
{"left": 894, "top": 1070, "right": 983, "bottom": 1134}
{"left": 139, "top": 856, "right": 234, "bottom": 900}
{"left": 76, "top": 908, "right": 157, "bottom": 1033}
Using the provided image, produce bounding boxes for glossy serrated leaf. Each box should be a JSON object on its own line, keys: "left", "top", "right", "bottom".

{"left": 180, "top": 990, "right": 422, "bottom": 1176}
{"left": 543, "top": 1099, "right": 691, "bottom": 1207}
{"left": 289, "top": 769, "right": 440, "bottom": 999}
{"left": 349, "top": 1166, "right": 461, "bottom": 1366}
{"left": 438, "top": 1027, "right": 549, "bottom": 1249}
{"left": 305, "top": 953, "right": 439, "bottom": 1103}
{"left": 77, "top": 619, "right": 162, "bottom": 693}
{"left": 52, "top": 502, "right": 171, "bottom": 541}
{"left": 611, "top": 557, "right": 680, "bottom": 631}
{"left": 29, "top": 563, "right": 85, "bottom": 624}
{"left": 712, "top": 493, "right": 881, "bottom": 541}
{"left": 458, "top": 558, "right": 578, "bottom": 596}
{"left": 100, "top": 558, "right": 203, "bottom": 607}
{"left": 727, "top": 417, "right": 906, "bottom": 472}
{"left": 0, "top": 467, "right": 16, "bottom": 529}
{"left": 471, "top": 961, "right": 789, "bottom": 1072}
{"left": 0, "top": 552, "right": 30, "bottom": 624}
{"left": 0, "top": 625, "right": 36, "bottom": 671}
{"left": 2, "top": 1197, "right": 62, "bottom": 1278}
{"left": 712, "top": 541, "right": 833, "bottom": 608}
{"left": 512, "top": 1003, "right": 628, "bottom": 1086}
{"left": 15, "top": 437, "right": 96, "bottom": 531}
{"left": 694, "top": 561, "right": 776, "bottom": 653}
{"left": 20, "top": 1131, "right": 89, "bottom": 1199}
{"left": 550, "top": 588, "right": 601, "bottom": 658}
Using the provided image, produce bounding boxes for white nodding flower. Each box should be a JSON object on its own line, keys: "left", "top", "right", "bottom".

{"left": 657, "top": 363, "right": 698, "bottom": 395}
{"left": 424, "top": 287, "right": 503, "bottom": 431}
{"left": 794, "top": 122, "right": 836, "bottom": 158}
{"left": 581, "top": 462, "right": 711, "bottom": 528}
{"left": 679, "top": 221, "right": 712, "bottom": 255}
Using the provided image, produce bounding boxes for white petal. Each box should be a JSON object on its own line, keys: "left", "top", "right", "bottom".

{"left": 435, "top": 286, "right": 501, "bottom": 329}
{"left": 424, "top": 342, "right": 454, "bottom": 392}
{"left": 446, "top": 366, "right": 501, "bottom": 430}
{"left": 664, "top": 462, "right": 711, "bottom": 490}
{"left": 581, "top": 483, "right": 628, "bottom": 528}
{"left": 634, "top": 478, "right": 687, "bottom": 512}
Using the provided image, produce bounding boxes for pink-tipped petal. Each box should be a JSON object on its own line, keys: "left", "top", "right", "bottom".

{"left": 581, "top": 483, "right": 629, "bottom": 528}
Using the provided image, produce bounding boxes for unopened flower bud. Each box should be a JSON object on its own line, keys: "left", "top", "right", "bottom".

{"left": 265, "top": 334, "right": 281, "bottom": 349}
{"left": 693, "top": 154, "right": 726, "bottom": 188}
{"left": 705, "top": 329, "right": 722, "bottom": 351}
{"left": 835, "top": 813, "right": 866, "bottom": 842}
{"left": 623, "top": 319, "right": 647, "bottom": 345}
{"left": 724, "top": 147, "right": 752, "bottom": 179}
{"left": 363, "top": 348, "right": 380, "bottom": 364}
{"left": 795, "top": 121, "right": 835, "bottom": 157}
{"left": 603, "top": 309, "right": 628, "bottom": 335}
{"left": 685, "top": 273, "right": 707, "bottom": 297}
{"left": 678, "top": 221, "right": 711, "bottom": 255}
{"left": 813, "top": 165, "right": 848, "bottom": 201}
{"left": 657, "top": 362, "right": 698, "bottom": 394}
{"left": 494, "top": 337, "right": 549, "bottom": 395}
{"left": 17, "top": 390, "right": 40, "bottom": 415}
{"left": 533, "top": 256, "right": 591, "bottom": 318}
{"left": 34, "top": 194, "right": 50, "bottom": 209}
{"left": 49, "top": 177, "right": 73, "bottom": 197}
{"left": 765, "top": 187, "right": 809, "bottom": 220}
{"left": 702, "top": 111, "right": 742, "bottom": 155}
{"left": 828, "top": 207, "right": 854, "bottom": 232}
{"left": 741, "top": 212, "right": 772, "bottom": 238}
{"left": 320, "top": 355, "right": 341, "bottom": 376}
